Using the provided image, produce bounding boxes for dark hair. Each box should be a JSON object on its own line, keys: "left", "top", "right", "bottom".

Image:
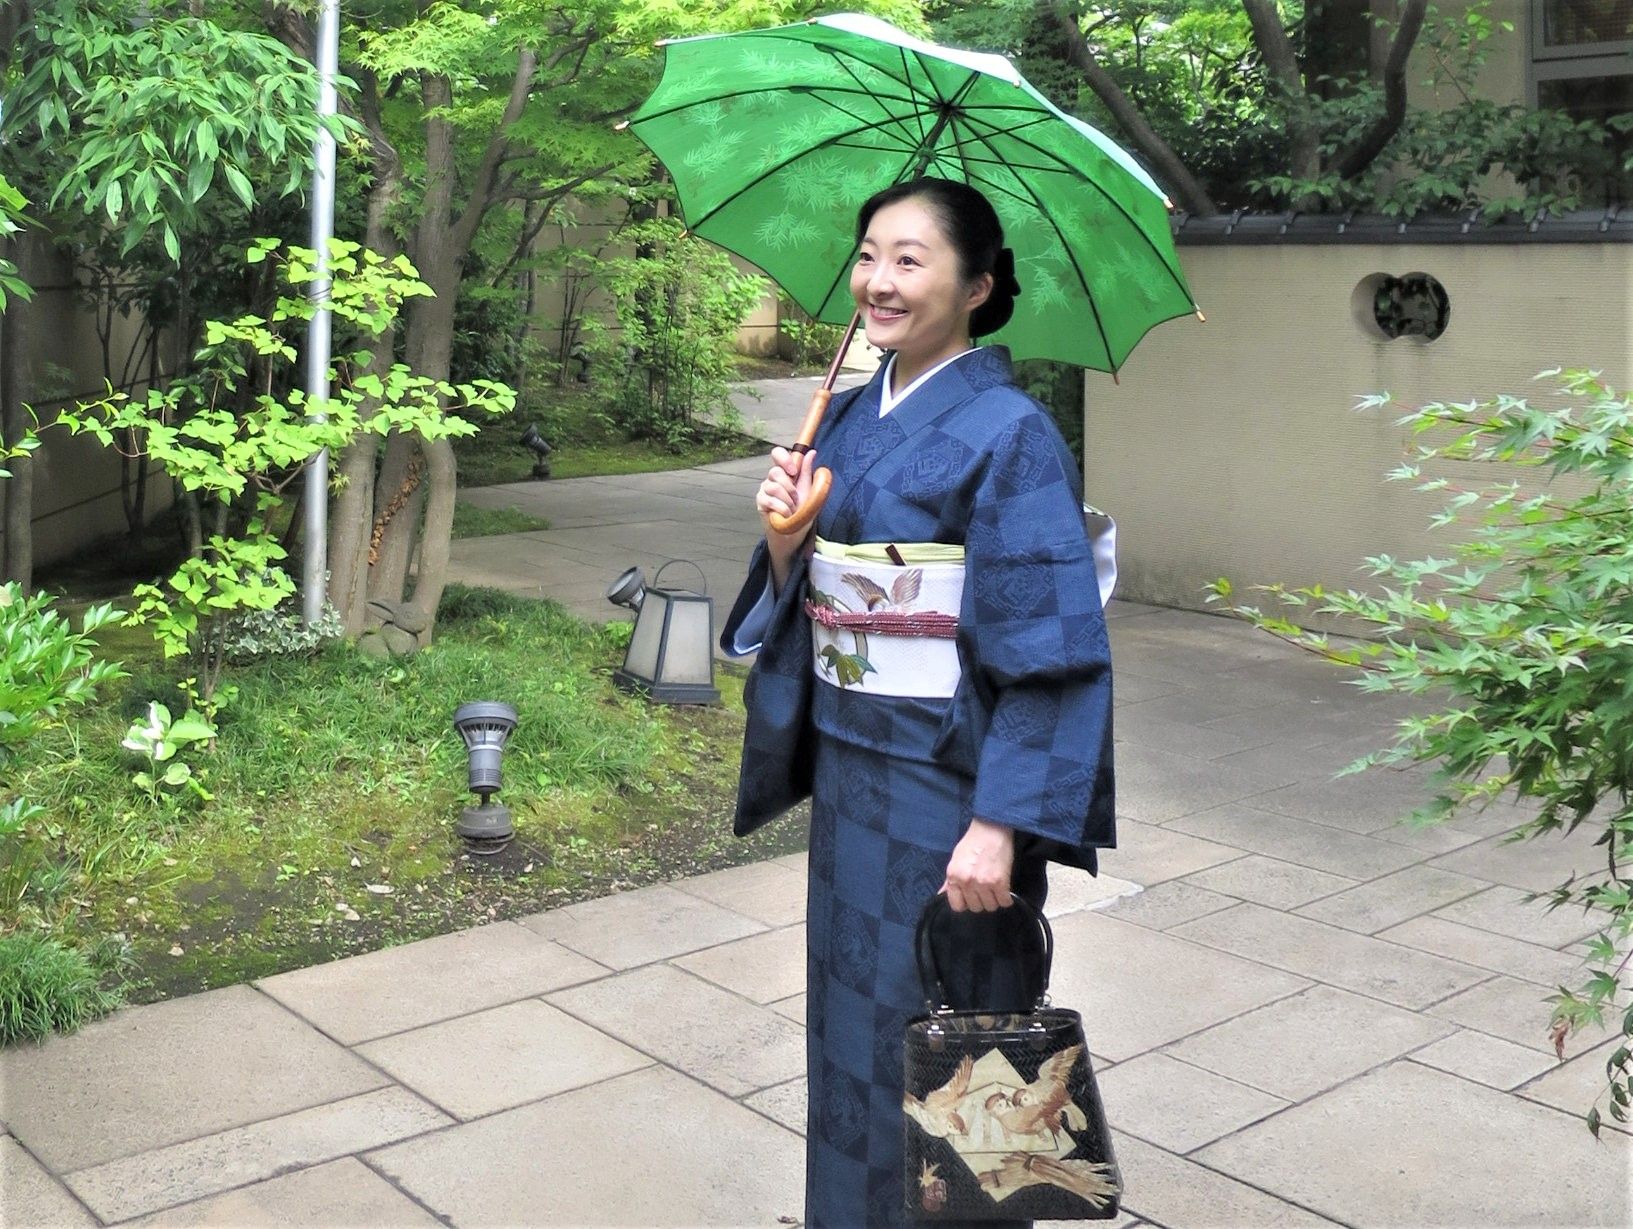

{"left": 854, "top": 176, "right": 1021, "bottom": 338}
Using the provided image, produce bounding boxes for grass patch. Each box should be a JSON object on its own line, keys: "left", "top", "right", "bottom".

{"left": 5, "top": 585, "right": 798, "bottom": 1011}
{"left": 0, "top": 933, "right": 125, "bottom": 1044}
{"left": 455, "top": 385, "right": 761, "bottom": 488}
{"left": 452, "top": 502, "right": 551, "bottom": 539}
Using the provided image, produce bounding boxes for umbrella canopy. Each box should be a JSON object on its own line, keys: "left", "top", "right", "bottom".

{"left": 625, "top": 12, "right": 1198, "bottom": 374}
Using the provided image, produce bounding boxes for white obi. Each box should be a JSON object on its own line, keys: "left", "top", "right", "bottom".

{"left": 806, "top": 544, "right": 965, "bottom": 699}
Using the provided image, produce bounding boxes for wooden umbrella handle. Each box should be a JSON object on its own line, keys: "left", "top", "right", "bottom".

{"left": 768, "top": 386, "right": 835, "bottom": 536}
{"left": 765, "top": 306, "right": 862, "bottom": 537}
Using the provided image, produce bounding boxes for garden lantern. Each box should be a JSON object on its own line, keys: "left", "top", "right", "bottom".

{"left": 604, "top": 561, "right": 720, "bottom": 705}
{"left": 452, "top": 701, "right": 518, "bottom": 853}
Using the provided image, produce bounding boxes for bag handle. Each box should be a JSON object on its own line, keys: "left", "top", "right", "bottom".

{"left": 914, "top": 892, "right": 1054, "bottom": 1014}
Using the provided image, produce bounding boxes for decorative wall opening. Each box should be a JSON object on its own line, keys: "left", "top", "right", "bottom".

{"left": 1351, "top": 271, "right": 1451, "bottom": 342}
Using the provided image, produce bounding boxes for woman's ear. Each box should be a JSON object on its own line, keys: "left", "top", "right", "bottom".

{"left": 966, "top": 271, "right": 994, "bottom": 314}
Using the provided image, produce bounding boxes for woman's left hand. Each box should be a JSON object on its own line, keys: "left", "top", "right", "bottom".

{"left": 943, "top": 817, "right": 1015, "bottom": 913}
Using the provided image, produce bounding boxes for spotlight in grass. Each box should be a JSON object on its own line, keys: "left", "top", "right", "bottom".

{"left": 518, "top": 424, "right": 552, "bottom": 479}
{"left": 604, "top": 561, "right": 720, "bottom": 705}
{"left": 452, "top": 701, "right": 519, "bottom": 855}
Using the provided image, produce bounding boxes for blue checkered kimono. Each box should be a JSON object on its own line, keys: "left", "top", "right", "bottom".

{"left": 721, "top": 347, "right": 1115, "bottom": 1228}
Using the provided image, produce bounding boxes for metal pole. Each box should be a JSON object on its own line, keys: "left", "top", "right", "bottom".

{"left": 301, "top": 0, "right": 339, "bottom": 626}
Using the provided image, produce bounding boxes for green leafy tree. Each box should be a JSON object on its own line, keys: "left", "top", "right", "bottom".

{"left": 0, "top": 0, "right": 336, "bottom": 588}
{"left": 931, "top": 1, "right": 1627, "bottom": 217}
{"left": 255, "top": 0, "right": 922, "bottom": 643}
{"left": 1209, "top": 368, "right": 1633, "bottom": 1134}
{"left": 57, "top": 239, "right": 513, "bottom": 705}
{"left": 584, "top": 219, "right": 766, "bottom": 446}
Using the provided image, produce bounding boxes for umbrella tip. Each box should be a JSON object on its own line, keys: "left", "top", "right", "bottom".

{"left": 1163, "top": 196, "right": 1173, "bottom": 210}
{"left": 655, "top": 37, "right": 671, "bottom": 46}
{"left": 1195, "top": 307, "right": 1206, "bottom": 323}
{"left": 614, "top": 120, "right": 630, "bottom": 131}
{"left": 1111, "top": 369, "right": 1121, "bottom": 386}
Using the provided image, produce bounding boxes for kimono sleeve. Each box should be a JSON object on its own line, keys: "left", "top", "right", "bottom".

{"left": 963, "top": 410, "right": 1115, "bottom": 852}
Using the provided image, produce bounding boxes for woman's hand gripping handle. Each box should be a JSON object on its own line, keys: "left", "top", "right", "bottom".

{"left": 765, "top": 386, "right": 833, "bottom": 537}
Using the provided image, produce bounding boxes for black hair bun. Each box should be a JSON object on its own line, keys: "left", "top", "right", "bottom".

{"left": 972, "top": 247, "right": 1020, "bottom": 338}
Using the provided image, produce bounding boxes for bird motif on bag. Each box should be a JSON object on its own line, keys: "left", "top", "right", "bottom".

{"left": 977, "top": 1153, "right": 1118, "bottom": 1208}
{"left": 904, "top": 1053, "right": 973, "bottom": 1138}
{"left": 981, "top": 1046, "right": 1088, "bottom": 1145}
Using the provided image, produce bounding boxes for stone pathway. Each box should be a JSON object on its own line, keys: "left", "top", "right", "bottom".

{"left": 3, "top": 387, "right": 1629, "bottom": 1225}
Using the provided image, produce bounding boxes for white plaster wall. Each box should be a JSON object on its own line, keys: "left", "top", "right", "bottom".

{"left": 1083, "top": 241, "right": 1633, "bottom": 613}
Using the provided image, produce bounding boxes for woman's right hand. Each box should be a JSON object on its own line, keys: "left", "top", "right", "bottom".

{"left": 756, "top": 446, "right": 817, "bottom": 591}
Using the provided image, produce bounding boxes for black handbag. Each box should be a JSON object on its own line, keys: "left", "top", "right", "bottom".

{"left": 903, "top": 895, "right": 1121, "bottom": 1221}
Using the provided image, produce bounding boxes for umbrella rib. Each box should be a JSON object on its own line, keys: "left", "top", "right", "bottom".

{"left": 631, "top": 82, "right": 924, "bottom": 127}
{"left": 954, "top": 107, "right": 1190, "bottom": 300}
{"left": 681, "top": 114, "right": 937, "bottom": 233}
{"left": 793, "top": 92, "right": 937, "bottom": 159}
{"left": 963, "top": 139, "right": 1117, "bottom": 370}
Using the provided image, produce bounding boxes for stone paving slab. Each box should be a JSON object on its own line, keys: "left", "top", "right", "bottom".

{"left": 1096, "top": 1052, "right": 1288, "bottom": 1154}
{"left": 124, "top": 1157, "right": 440, "bottom": 1227}
{"left": 0, "top": 986, "right": 386, "bottom": 1173}
{"left": 1293, "top": 863, "right": 1491, "bottom": 933}
{"left": 1377, "top": 914, "right": 1586, "bottom": 987}
{"left": 1429, "top": 975, "right": 1618, "bottom": 1055}
{"left": 742, "top": 1077, "right": 806, "bottom": 1135}
{"left": 367, "top": 1066, "right": 805, "bottom": 1226}
{"left": 1168, "top": 902, "right": 1489, "bottom": 1009}
{"left": 522, "top": 882, "right": 767, "bottom": 969}
{"left": 548, "top": 965, "right": 805, "bottom": 1097}
{"left": 1182, "top": 854, "right": 1357, "bottom": 909}
{"left": 1164, "top": 985, "right": 1455, "bottom": 1101}
{"left": 1429, "top": 826, "right": 1607, "bottom": 893}
{"left": 1105, "top": 743, "right": 1287, "bottom": 825}
{"left": 1168, "top": 804, "right": 1424, "bottom": 880}
{"left": 1110, "top": 1130, "right": 1341, "bottom": 1228}
{"left": 1101, "top": 879, "right": 1239, "bottom": 930}
{"left": 0, "top": 1137, "right": 97, "bottom": 1228}
{"left": 1046, "top": 912, "right": 1309, "bottom": 1062}
{"left": 1097, "top": 817, "right": 1246, "bottom": 887}
{"left": 255, "top": 920, "right": 608, "bottom": 1046}
{"left": 1430, "top": 883, "right": 1605, "bottom": 948}
{"left": 670, "top": 858, "right": 806, "bottom": 928}
{"left": 63, "top": 1087, "right": 449, "bottom": 1224}
{"left": 672, "top": 923, "right": 806, "bottom": 1004}
{"left": 1409, "top": 1028, "right": 1562, "bottom": 1092}
{"left": 1247, "top": 766, "right": 1445, "bottom": 836}
{"left": 1195, "top": 1061, "right": 1633, "bottom": 1227}
{"left": 355, "top": 999, "right": 651, "bottom": 1121}
{"left": 1517, "top": 1038, "right": 1633, "bottom": 1135}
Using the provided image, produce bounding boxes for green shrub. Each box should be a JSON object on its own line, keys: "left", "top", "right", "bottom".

{"left": 1210, "top": 367, "right": 1633, "bottom": 1134}
{"left": 582, "top": 218, "right": 765, "bottom": 448}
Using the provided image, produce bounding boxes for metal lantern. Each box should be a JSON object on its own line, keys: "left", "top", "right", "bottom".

{"left": 452, "top": 701, "right": 518, "bottom": 853}
{"left": 604, "top": 560, "right": 720, "bottom": 705}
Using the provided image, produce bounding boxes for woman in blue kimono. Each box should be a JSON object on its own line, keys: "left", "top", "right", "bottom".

{"left": 722, "top": 177, "right": 1115, "bottom": 1228}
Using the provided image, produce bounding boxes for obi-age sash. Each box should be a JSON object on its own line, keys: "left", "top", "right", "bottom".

{"left": 806, "top": 539, "right": 966, "bottom": 699}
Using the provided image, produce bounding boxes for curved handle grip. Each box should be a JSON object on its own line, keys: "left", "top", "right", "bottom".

{"left": 914, "top": 892, "right": 1055, "bottom": 1014}
{"left": 767, "top": 466, "right": 832, "bottom": 536}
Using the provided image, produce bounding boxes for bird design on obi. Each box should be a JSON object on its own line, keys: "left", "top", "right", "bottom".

{"left": 981, "top": 1045, "right": 1089, "bottom": 1146}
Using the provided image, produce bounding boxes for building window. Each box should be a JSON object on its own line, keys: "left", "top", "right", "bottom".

{"left": 1530, "top": 1, "right": 1633, "bottom": 204}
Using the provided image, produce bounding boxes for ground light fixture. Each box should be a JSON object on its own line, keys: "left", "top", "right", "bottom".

{"left": 452, "top": 701, "right": 519, "bottom": 854}
{"left": 519, "top": 424, "right": 552, "bottom": 479}
{"left": 604, "top": 561, "right": 720, "bottom": 705}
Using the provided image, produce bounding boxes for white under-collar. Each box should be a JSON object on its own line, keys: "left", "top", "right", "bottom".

{"left": 879, "top": 348, "right": 977, "bottom": 417}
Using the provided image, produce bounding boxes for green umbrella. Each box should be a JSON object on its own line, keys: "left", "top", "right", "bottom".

{"left": 624, "top": 11, "right": 1200, "bottom": 376}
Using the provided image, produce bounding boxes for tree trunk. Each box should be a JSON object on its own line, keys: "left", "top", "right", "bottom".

{"left": 0, "top": 234, "right": 34, "bottom": 592}
{"left": 1047, "top": 2, "right": 1217, "bottom": 216}
{"left": 1240, "top": 0, "right": 1322, "bottom": 190}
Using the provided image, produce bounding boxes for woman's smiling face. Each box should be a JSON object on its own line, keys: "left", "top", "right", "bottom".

{"left": 850, "top": 197, "right": 990, "bottom": 373}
